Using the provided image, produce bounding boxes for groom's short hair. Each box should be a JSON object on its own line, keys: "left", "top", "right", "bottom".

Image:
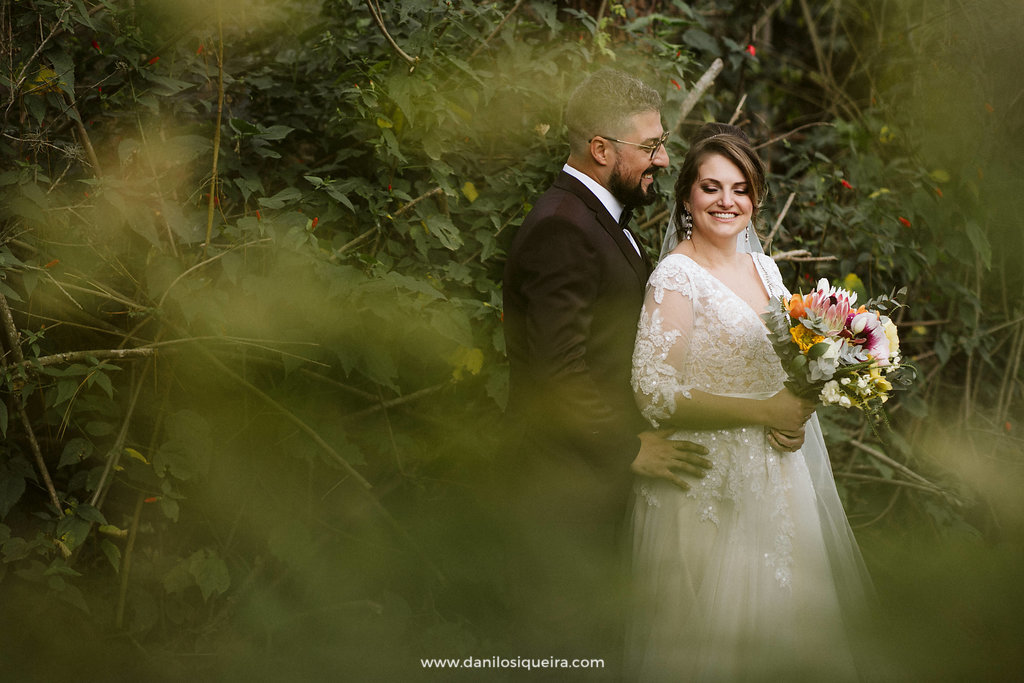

{"left": 565, "top": 69, "right": 662, "bottom": 156}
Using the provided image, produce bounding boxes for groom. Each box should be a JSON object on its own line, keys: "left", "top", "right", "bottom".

{"left": 503, "top": 69, "right": 710, "bottom": 528}
{"left": 500, "top": 70, "right": 710, "bottom": 659}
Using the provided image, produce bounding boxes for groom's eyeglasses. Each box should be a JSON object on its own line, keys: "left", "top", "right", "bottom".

{"left": 591, "top": 131, "right": 670, "bottom": 161}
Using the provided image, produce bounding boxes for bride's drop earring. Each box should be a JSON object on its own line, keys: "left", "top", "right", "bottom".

{"left": 682, "top": 210, "right": 693, "bottom": 240}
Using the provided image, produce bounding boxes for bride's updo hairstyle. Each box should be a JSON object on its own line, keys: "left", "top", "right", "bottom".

{"left": 673, "top": 123, "right": 766, "bottom": 241}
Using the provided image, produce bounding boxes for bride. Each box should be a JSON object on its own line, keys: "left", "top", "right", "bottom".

{"left": 627, "top": 124, "right": 873, "bottom": 681}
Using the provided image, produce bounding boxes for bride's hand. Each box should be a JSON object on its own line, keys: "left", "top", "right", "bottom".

{"left": 763, "top": 388, "right": 815, "bottom": 433}
{"left": 767, "top": 426, "right": 805, "bottom": 453}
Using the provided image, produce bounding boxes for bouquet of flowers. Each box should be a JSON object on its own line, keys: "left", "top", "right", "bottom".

{"left": 762, "top": 278, "right": 915, "bottom": 420}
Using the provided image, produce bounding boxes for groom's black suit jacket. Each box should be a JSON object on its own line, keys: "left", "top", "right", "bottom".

{"left": 503, "top": 171, "right": 652, "bottom": 524}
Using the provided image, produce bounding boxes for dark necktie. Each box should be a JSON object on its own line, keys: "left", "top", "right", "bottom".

{"left": 618, "top": 207, "right": 633, "bottom": 228}
{"left": 618, "top": 208, "right": 652, "bottom": 273}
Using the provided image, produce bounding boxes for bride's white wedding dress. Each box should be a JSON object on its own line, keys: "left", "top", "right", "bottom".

{"left": 627, "top": 252, "right": 873, "bottom": 681}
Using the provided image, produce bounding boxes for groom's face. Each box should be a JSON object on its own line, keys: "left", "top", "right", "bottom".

{"left": 607, "top": 110, "right": 670, "bottom": 208}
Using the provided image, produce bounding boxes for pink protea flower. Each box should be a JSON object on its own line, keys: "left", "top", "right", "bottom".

{"left": 803, "top": 278, "right": 856, "bottom": 334}
{"left": 849, "top": 311, "right": 891, "bottom": 365}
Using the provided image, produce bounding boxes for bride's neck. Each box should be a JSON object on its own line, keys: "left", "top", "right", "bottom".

{"left": 681, "top": 235, "right": 741, "bottom": 270}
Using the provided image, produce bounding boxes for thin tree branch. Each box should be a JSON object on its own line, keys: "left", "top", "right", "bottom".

{"left": 849, "top": 438, "right": 960, "bottom": 504}
{"left": 0, "top": 293, "right": 63, "bottom": 515}
{"left": 19, "top": 347, "right": 156, "bottom": 368}
{"left": 673, "top": 58, "right": 724, "bottom": 136}
{"left": 835, "top": 472, "right": 944, "bottom": 495}
{"left": 341, "top": 381, "right": 449, "bottom": 422}
{"left": 193, "top": 344, "right": 372, "bottom": 490}
{"left": 204, "top": 6, "right": 225, "bottom": 257}
{"left": 115, "top": 492, "right": 146, "bottom": 630}
{"left": 63, "top": 94, "right": 102, "bottom": 176}
{"left": 394, "top": 186, "right": 444, "bottom": 217}
{"left": 753, "top": 122, "right": 834, "bottom": 150}
{"left": 764, "top": 191, "right": 795, "bottom": 246}
{"left": 158, "top": 238, "right": 272, "bottom": 309}
{"left": 4, "top": 5, "right": 71, "bottom": 117}
{"left": 728, "top": 93, "right": 748, "bottom": 126}
{"left": 90, "top": 358, "right": 153, "bottom": 509}
{"left": 365, "top": 0, "right": 419, "bottom": 67}
{"left": 471, "top": 0, "right": 525, "bottom": 59}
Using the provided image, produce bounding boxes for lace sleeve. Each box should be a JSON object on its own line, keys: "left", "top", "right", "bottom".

{"left": 631, "top": 262, "right": 698, "bottom": 428}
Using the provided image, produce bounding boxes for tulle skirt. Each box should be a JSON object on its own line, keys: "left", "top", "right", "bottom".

{"left": 626, "top": 426, "right": 863, "bottom": 682}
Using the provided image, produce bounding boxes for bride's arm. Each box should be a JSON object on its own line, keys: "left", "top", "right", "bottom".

{"left": 632, "top": 283, "right": 813, "bottom": 433}
{"left": 662, "top": 387, "right": 811, "bottom": 432}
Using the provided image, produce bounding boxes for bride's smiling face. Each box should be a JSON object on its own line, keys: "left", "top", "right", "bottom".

{"left": 684, "top": 153, "right": 753, "bottom": 241}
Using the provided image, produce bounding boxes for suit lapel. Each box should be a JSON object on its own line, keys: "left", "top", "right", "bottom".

{"left": 553, "top": 172, "right": 651, "bottom": 286}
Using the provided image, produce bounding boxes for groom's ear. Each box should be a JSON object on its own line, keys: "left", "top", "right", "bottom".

{"left": 590, "top": 136, "right": 612, "bottom": 166}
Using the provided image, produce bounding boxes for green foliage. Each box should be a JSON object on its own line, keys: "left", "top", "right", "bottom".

{"left": 0, "top": 0, "right": 1021, "bottom": 677}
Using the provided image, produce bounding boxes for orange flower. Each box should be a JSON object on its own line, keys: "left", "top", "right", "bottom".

{"left": 786, "top": 294, "right": 807, "bottom": 319}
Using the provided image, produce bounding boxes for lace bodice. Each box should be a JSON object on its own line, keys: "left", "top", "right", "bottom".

{"left": 632, "top": 252, "right": 789, "bottom": 426}
{"left": 631, "top": 252, "right": 800, "bottom": 587}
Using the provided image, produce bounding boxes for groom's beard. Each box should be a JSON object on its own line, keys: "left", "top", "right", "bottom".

{"left": 609, "top": 159, "right": 660, "bottom": 208}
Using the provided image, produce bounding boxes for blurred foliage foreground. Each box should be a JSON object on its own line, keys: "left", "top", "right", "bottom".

{"left": 1, "top": 0, "right": 1023, "bottom": 679}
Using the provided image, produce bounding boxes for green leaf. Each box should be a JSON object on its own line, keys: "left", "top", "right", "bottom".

{"left": 258, "top": 187, "right": 303, "bottom": 209}
{"left": 85, "top": 420, "right": 115, "bottom": 436}
{"left": 0, "top": 474, "right": 25, "bottom": 519}
{"left": 965, "top": 220, "right": 991, "bottom": 269}
{"left": 89, "top": 369, "right": 114, "bottom": 399}
{"left": 159, "top": 496, "right": 179, "bottom": 522}
{"left": 55, "top": 583, "right": 90, "bottom": 613}
{"left": 259, "top": 125, "right": 294, "bottom": 141}
{"left": 189, "top": 549, "right": 230, "bottom": 601}
{"left": 807, "top": 342, "right": 831, "bottom": 360}
{"left": 75, "top": 503, "right": 107, "bottom": 525}
{"left": 101, "top": 539, "right": 121, "bottom": 574}
{"left": 59, "top": 438, "right": 93, "bottom": 468}
{"left": 682, "top": 28, "right": 719, "bottom": 54}
{"left": 423, "top": 214, "right": 462, "bottom": 250}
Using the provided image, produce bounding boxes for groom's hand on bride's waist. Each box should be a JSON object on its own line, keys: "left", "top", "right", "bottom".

{"left": 632, "top": 430, "right": 711, "bottom": 492}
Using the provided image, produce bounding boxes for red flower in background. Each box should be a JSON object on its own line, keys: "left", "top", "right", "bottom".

{"left": 898, "top": 216, "right": 912, "bottom": 228}
{"left": 841, "top": 179, "right": 854, "bottom": 190}
{"left": 746, "top": 44, "right": 756, "bottom": 56}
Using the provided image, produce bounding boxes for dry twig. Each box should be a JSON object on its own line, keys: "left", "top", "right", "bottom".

{"left": 0, "top": 293, "right": 63, "bottom": 515}
{"left": 673, "top": 58, "right": 724, "bottom": 136}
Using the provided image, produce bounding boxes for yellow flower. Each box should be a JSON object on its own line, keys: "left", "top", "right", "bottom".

{"left": 790, "top": 325, "right": 824, "bottom": 354}
{"left": 869, "top": 365, "right": 893, "bottom": 392}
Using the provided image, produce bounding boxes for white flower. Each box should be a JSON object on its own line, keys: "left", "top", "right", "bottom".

{"left": 882, "top": 317, "right": 900, "bottom": 358}
{"left": 820, "top": 380, "right": 843, "bottom": 405}
{"left": 838, "top": 395, "right": 853, "bottom": 408}
{"left": 820, "top": 338, "right": 841, "bottom": 361}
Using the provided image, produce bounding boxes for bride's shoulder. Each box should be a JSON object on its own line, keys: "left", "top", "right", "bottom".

{"left": 648, "top": 253, "right": 704, "bottom": 294}
{"left": 753, "top": 252, "right": 783, "bottom": 278}
{"left": 651, "top": 253, "right": 698, "bottom": 279}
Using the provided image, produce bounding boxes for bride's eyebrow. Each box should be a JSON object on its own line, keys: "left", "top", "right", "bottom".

{"left": 698, "top": 177, "right": 747, "bottom": 186}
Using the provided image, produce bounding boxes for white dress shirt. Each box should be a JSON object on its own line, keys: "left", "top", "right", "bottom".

{"left": 562, "top": 163, "right": 642, "bottom": 257}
